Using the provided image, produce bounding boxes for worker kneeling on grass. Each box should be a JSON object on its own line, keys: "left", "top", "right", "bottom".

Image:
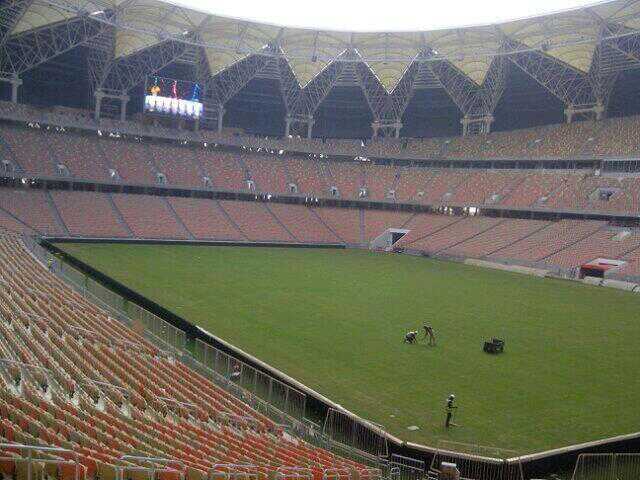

{"left": 404, "top": 330, "right": 418, "bottom": 344}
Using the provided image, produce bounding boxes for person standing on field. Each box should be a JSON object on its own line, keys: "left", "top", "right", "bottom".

{"left": 423, "top": 324, "right": 436, "bottom": 346}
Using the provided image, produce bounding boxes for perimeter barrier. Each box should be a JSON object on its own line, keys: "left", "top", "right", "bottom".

{"left": 193, "top": 338, "right": 306, "bottom": 422}
{"left": 429, "top": 441, "right": 523, "bottom": 480}
{"left": 571, "top": 453, "right": 640, "bottom": 480}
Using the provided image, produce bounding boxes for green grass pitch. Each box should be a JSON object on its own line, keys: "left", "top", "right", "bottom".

{"left": 56, "top": 243, "right": 640, "bottom": 455}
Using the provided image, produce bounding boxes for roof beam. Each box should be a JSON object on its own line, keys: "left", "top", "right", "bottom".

{"left": 299, "top": 59, "right": 343, "bottom": 116}
{"left": 354, "top": 58, "right": 390, "bottom": 122}
{"left": 277, "top": 54, "right": 304, "bottom": 115}
{"left": 0, "top": 0, "right": 34, "bottom": 48}
{"left": 388, "top": 58, "right": 422, "bottom": 121}
{"left": 96, "top": 37, "right": 191, "bottom": 92}
{"left": 1, "top": 13, "right": 109, "bottom": 75}
{"left": 428, "top": 56, "right": 507, "bottom": 116}
{"left": 204, "top": 53, "right": 270, "bottom": 108}
{"left": 506, "top": 37, "right": 597, "bottom": 106}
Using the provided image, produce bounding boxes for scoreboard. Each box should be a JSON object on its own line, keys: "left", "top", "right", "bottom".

{"left": 144, "top": 76, "right": 203, "bottom": 120}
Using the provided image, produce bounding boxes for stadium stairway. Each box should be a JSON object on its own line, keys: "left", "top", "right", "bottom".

{"left": 0, "top": 130, "right": 24, "bottom": 173}
{"left": 264, "top": 204, "right": 299, "bottom": 242}
{"left": 163, "top": 197, "right": 195, "bottom": 240}
{"left": 537, "top": 222, "right": 609, "bottom": 263}
{"left": 212, "top": 200, "right": 249, "bottom": 240}
{"left": 309, "top": 207, "right": 347, "bottom": 243}
{"left": 45, "top": 191, "right": 70, "bottom": 236}
{"left": 51, "top": 192, "right": 129, "bottom": 238}
{"left": 106, "top": 194, "right": 134, "bottom": 237}
{"left": 437, "top": 218, "right": 507, "bottom": 256}
{"left": 396, "top": 215, "right": 466, "bottom": 249}
{"left": 477, "top": 220, "right": 551, "bottom": 258}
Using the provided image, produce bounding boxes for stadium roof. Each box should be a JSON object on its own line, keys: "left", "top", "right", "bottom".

{"left": 3, "top": 0, "right": 640, "bottom": 93}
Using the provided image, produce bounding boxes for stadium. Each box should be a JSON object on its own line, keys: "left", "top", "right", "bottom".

{"left": 1, "top": 0, "right": 640, "bottom": 478}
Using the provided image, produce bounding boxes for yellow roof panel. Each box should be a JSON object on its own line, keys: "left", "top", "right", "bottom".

{"left": 13, "top": 0, "right": 109, "bottom": 34}
{"left": 281, "top": 30, "right": 347, "bottom": 86}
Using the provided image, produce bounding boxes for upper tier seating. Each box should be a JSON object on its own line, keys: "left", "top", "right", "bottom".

{"left": 284, "top": 159, "right": 329, "bottom": 197}
{"left": 5, "top": 102, "right": 640, "bottom": 161}
{"left": 102, "top": 139, "right": 158, "bottom": 185}
{"left": 193, "top": 151, "right": 246, "bottom": 191}
{"left": 45, "top": 131, "right": 110, "bottom": 182}
{"left": 0, "top": 233, "right": 375, "bottom": 480}
{"left": 243, "top": 157, "right": 290, "bottom": 194}
{"left": 147, "top": 144, "right": 203, "bottom": 188}
{"left": 0, "top": 125, "right": 57, "bottom": 177}
{"left": 3, "top": 122, "right": 640, "bottom": 216}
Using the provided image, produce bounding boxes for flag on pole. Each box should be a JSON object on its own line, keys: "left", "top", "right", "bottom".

{"left": 192, "top": 83, "right": 201, "bottom": 102}
{"left": 171, "top": 80, "right": 178, "bottom": 99}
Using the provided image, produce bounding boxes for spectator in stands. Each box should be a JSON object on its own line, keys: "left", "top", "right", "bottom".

{"left": 230, "top": 363, "right": 241, "bottom": 382}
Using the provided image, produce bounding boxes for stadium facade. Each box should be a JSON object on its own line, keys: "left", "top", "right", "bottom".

{"left": 2, "top": 0, "right": 640, "bottom": 138}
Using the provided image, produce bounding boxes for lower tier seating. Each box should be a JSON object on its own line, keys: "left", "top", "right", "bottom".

{"left": 2, "top": 188, "right": 640, "bottom": 280}
{"left": 0, "top": 232, "right": 377, "bottom": 480}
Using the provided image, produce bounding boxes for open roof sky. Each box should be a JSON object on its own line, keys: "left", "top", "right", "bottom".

{"left": 165, "top": 0, "right": 601, "bottom": 32}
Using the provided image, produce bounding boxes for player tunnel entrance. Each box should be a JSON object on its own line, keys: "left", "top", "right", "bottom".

{"left": 369, "top": 228, "right": 409, "bottom": 251}
{"left": 579, "top": 258, "right": 626, "bottom": 279}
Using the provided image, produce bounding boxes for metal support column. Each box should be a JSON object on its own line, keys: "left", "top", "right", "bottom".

{"left": 94, "top": 89, "right": 104, "bottom": 121}
{"left": 307, "top": 117, "right": 314, "bottom": 139}
{"left": 120, "top": 94, "right": 129, "bottom": 121}
{"left": 285, "top": 115, "right": 292, "bottom": 137}
{"left": 10, "top": 74, "right": 21, "bottom": 103}
{"left": 217, "top": 108, "right": 225, "bottom": 133}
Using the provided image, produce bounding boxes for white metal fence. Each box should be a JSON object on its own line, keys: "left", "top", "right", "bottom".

{"left": 323, "top": 408, "right": 389, "bottom": 460}
{"left": 429, "top": 441, "right": 523, "bottom": 480}
{"left": 572, "top": 453, "right": 640, "bottom": 480}
{"left": 193, "top": 338, "right": 307, "bottom": 422}
{"left": 388, "top": 454, "right": 425, "bottom": 480}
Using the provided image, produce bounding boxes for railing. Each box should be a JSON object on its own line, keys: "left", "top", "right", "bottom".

{"left": 209, "top": 464, "right": 260, "bottom": 480}
{"left": 0, "top": 443, "right": 83, "bottom": 480}
{"left": 429, "top": 441, "right": 523, "bottom": 480}
{"left": 194, "top": 338, "right": 307, "bottom": 422}
{"left": 572, "top": 453, "right": 640, "bottom": 480}
{"left": 388, "top": 454, "right": 424, "bottom": 480}
{"left": 275, "top": 467, "right": 313, "bottom": 480}
{"left": 323, "top": 408, "right": 389, "bottom": 460}
{"left": 118, "top": 455, "right": 185, "bottom": 480}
